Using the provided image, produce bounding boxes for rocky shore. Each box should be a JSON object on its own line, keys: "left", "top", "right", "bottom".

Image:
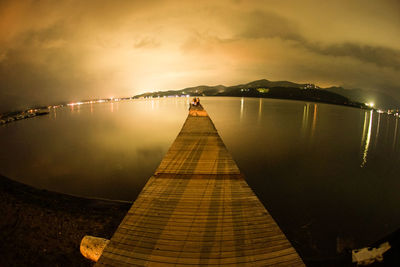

{"left": 0, "top": 174, "right": 131, "bottom": 266}
{"left": 0, "top": 109, "right": 50, "bottom": 125}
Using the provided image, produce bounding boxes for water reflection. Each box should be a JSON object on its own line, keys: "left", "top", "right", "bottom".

{"left": 373, "top": 113, "right": 380, "bottom": 149}
{"left": 301, "top": 103, "right": 310, "bottom": 137}
{"left": 202, "top": 98, "right": 400, "bottom": 260}
{"left": 311, "top": 104, "right": 317, "bottom": 138}
{"left": 301, "top": 103, "right": 318, "bottom": 139}
{"left": 257, "top": 98, "right": 262, "bottom": 123}
{"left": 357, "top": 110, "right": 400, "bottom": 166}
{"left": 360, "top": 110, "right": 373, "bottom": 167}
{"left": 360, "top": 111, "right": 368, "bottom": 150}
{"left": 240, "top": 97, "right": 244, "bottom": 120}
{"left": 0, "top": 98, "right": 189, "bottom": 201}
{"left": 393, "top": 116, "right": 398, "bottom": 151}
{"left": 385, "top": 116, "right": 390, "bottom": 146}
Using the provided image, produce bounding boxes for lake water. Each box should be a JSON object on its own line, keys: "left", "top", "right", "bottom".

{"left": 1, "top": 97, "right": 399, "bottom": 259}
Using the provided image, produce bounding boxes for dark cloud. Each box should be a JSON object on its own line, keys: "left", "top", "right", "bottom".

{"left": 18, "top": 22, "right": 67, "bottom": 48}
{"left": 304, "top": 42, "right": 400, "bottom": 70}
{"left": 236, "top": 10, "right": 400, "bottom": 71}
{"left": 0, "top": 19, "right": 97, "bottom": 112}
{"left": 238, "top": 10, "right": 303, "bottom": 41}
{"left": 0, "top": 47, "right": 89, "bottom": 112}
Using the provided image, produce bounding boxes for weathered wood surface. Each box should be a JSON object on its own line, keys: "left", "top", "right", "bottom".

{"left": 96, "top": 104, "right": 304, "bottom": 266}
{"left": 81, "top": 236, "right": 110, "bottom": 262}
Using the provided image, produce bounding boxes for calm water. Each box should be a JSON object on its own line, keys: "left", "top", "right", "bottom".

{"left": 1, "top": 97, "right": 399, "bottom": 259}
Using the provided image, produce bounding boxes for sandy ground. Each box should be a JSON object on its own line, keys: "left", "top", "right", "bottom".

{"left": 0, "top": 174, "right": 131, "bottom": 266}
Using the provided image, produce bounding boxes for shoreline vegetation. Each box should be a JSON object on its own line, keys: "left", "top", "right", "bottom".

{"left": 137, "top": 87, "right": 370, "bottom": 110}
{"left": 135, "top": 79, "right": 380, "bottom": 110}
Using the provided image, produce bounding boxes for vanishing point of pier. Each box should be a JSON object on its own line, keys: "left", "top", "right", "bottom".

{"left": 95, "top": 104, "right": 304, "bottom": 266}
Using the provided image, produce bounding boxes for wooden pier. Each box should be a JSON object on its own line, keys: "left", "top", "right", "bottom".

{"left": 96, "top": 104, "right": 304, "bottom": 266}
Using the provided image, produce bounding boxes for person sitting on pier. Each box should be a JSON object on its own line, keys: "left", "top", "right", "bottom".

{"left": 190, "top": 97, "right": 201, "bottom": 108}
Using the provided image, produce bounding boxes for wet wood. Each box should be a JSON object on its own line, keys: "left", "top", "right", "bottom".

{"left": 96, "top": 104, "right": 304, "bottom": 266}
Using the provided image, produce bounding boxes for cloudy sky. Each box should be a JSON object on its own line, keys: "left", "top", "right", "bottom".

{"left": 0, "top": 0, "right": 399, "bottom": 112}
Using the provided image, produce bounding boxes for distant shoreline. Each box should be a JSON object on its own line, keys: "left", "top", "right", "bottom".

{"left": 0, "top": 109, "right": 49, "bottom": 125}
{"left": 136, "top": 93, "right": 372, "bottom": 111}
{"left": 0, "top": 94, "right": 377, "bottom": 126}
{"left": 209, "top": 94, "right": 373, "bottom": 110}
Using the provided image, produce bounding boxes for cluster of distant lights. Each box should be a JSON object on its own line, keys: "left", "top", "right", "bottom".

{"left": 49, "top": 94, "right": 191, "bottom": 109}
{"left": 365, "top": 102, "right": 375, "bottom": 108}
{"left": 50, "top": 97, "right": 131, "bottom": 109}
{"left": 364, "top": 102, "right": 400, "bottom": 117}
{"left": 66, "top": 98, "right": 119, "bottom": 107}
{"left": 142, "top": 93, "right": 190, "bottom": 99}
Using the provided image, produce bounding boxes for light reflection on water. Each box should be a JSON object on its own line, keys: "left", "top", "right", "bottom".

{"left": 360, "top": 110, "right": 373, "bottom": 167}
{"left": 393, "top": 117, "right": 398, "bottom": 151}
{"left": 257, "top": 98, "right": 262, "bottom": 123}
{"left": 0, "top": 98, "right": 188, "bottom": 201}
{"left": 201, "top": 97, "right": 400, "bottom": 258}
{"left": 240, "top": 97, "right": 244, "bottom": 120}
{"left": 300, "top": 103, "right": 318, "bottom": 142}
{"left": 1, "top": 96, "right": 400, "bottom": 259}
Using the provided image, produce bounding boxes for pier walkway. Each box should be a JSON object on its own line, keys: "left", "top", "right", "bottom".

{"left": 96, "top": 104, "right": 304, "bottom": 266}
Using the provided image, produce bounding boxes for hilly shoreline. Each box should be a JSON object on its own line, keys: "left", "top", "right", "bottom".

{"left": 135, "top": 79, "right": 399, "bottom": 110}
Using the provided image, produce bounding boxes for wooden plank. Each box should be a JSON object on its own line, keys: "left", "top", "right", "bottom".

{"left": 96, "top": 104, "right": 304, "bottom": 266}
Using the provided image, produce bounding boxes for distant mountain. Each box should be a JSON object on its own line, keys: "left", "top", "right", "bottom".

{"left": 234, "top": 79, "right": 315, "bottom": 89}
{"left": 325, "top": 87, "right": 400, "bottom": 109}
{"left": 171, "top": 79, "right": 317, "bottom": 95}
{"left": 135, "top": 79, "right": 386, "bottom": 109}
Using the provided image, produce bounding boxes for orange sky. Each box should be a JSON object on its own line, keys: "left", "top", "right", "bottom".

{"left": 0, "top": 0, "right": 399, "bottom": 111}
